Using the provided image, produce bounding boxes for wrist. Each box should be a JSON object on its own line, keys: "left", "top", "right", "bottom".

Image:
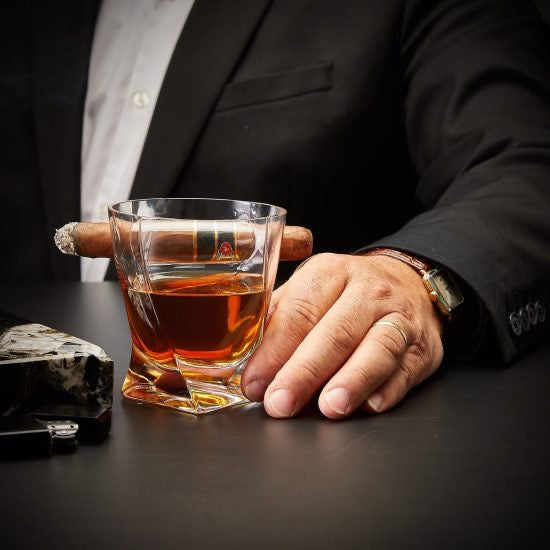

{"left": 363, "top": 248, "right": 465, "bottom": 321}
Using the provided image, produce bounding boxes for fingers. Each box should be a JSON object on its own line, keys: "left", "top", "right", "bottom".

{"left": 317, "top": 315, "right": 413, "bottom": 419}
{"left": 242, "top": 253, "right": 445, "bottom": 420}
{"left": 240, "top": 254, "right": 348, "bottom": 401}
{"left": 262, "top": 285, "right": 389, "bottom": 418}
{"left": 361, "top": 330, "right": 444, "bottom": 414}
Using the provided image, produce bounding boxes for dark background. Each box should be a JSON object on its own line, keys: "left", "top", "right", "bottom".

{"left": 535, "top": 0, "right": 550, "bottom": 25}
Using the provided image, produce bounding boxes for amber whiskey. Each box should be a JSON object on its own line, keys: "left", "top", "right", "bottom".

{"left": 120, "top": 272, "right": 266, "bottom": 392}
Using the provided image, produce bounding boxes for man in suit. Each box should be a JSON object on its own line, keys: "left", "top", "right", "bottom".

{"left": 2, "top": 0, "right": 550, "bottom": 419}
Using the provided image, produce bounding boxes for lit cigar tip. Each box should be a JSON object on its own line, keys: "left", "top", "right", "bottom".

{"left": 54, "top": 222, "right": 79, "bottom": 255}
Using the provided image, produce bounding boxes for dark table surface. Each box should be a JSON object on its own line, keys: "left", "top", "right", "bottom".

{"left": 0, "top": 282, "right": 549, "bottom": 549}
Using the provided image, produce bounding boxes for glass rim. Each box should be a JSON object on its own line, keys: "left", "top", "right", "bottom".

{"left": 108, "top": 197, "right": 287, "bottom": 222}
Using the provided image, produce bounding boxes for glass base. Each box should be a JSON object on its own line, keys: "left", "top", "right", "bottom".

{"left": 122, "top": 358, "right": 249, "bottom": 415}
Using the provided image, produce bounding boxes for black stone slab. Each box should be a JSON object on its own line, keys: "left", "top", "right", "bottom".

{"left": 0, "top": 309, "right": 113, "bottom": 415}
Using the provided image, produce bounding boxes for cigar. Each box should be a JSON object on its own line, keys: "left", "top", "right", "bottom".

{"left": 54, "top": 221, "right": 313, "bottom": 262}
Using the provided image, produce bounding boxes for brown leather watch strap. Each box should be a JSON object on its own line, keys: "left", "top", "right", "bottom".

{"left": 364, "top": 248, "right": 432, "bottom": 274}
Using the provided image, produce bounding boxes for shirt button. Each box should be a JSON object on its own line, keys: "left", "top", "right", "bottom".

{"left": 132, "top": 91, "right": 150, "bottom": 108}
{"left": 519, "top": 308, "right": 530, "bottom": 332}
{"left": 509, "top": 312, "right": 522, "bottom": 336}
{"left": 535, "top": 300, "right": 546, "bottom": 323}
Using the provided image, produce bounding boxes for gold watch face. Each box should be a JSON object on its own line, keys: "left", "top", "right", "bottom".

{"left": 425, "top": 268, "right": 464, "bottom": 314}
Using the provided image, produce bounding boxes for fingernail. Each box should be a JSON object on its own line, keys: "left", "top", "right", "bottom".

{"left": 324, "top": 387, "right": 350, "bottom": 415}
{"left": 368, "top": 392, "right": 383, "bottom": 412}
{"left": 244, "top": 379, "right": 266, "bottom": 402}
{"left": 268, "top": 388, "right": 296, "bottom": 417}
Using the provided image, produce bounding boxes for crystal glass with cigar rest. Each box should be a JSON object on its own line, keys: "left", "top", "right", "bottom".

{"left": 108, "top": 198, "right": 288, "bottom": 414}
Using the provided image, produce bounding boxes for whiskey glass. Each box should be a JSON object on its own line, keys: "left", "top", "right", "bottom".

{"left": 109, "top": 198, "right": 286, "bottom": 414}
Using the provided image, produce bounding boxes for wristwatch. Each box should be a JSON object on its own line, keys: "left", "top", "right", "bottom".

{"left": 365, "top": 248, "right": 465, "bottom": 320}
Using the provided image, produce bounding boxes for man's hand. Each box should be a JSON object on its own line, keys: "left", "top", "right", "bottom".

{"left": 241, "top": 253, "right": 444, "bottom": 419}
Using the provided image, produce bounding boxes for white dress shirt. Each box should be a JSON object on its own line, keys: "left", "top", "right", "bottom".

{"left": 81, "top": 0, "right": 195, "bottom": 281}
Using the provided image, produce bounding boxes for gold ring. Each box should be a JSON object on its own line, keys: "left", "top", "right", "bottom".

{"left": 372, "top": 320, "right": 409, "bottom": 348}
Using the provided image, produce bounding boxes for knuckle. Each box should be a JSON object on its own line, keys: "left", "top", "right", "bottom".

{"left": 390, "top": 297, "right": 415, "bottom": 324}
{"left": 264, "top": 334, "right": 295, "bottom": 364}
{"left": 407, "top": 325, "right": 444, "bottom": 374}
{"left": 373, "top": 330, "right": 404, "bottom": 361}
{"left": 281, "top": 297, "right": 321, "bottom": 333}
{"left": 315, "top": 253, "right": 352, "bottom": 279}
{"left": 421, "top": 335, "right": 444, "bottom": 376}
{"left": 409, "top": 327, "right": 428, "bottom": 361}
{"left": 368, "top": 279, "right": 394, "bottom": 301}
{"left": 303, "top": 252, "right": 342, "bottom": 272}
{"left": 324, "top": 318, "right": 358, "bottom": 358}
{"left": 350, "top": 365, "right": 378, "bottom": 391}
{"left": 297, "top": 356, "right": 325, "bottom": 384}
{"left": 315, "top": 252, "right": 339, "bottom": 264}
{"left": 289, "top": 253, "right": 350, "bottom": 296}
{"left": 398, "top": 362, "right": 415, "bottom": 389}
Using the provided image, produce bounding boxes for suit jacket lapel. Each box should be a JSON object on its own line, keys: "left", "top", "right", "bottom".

{"left": 31, "top": 0, "right": 100, "bottom": 279}
{"left": 131, "top": 0, "right": 272, "bottom": 200}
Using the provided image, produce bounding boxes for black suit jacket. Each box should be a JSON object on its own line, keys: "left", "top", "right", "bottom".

{"left": 2, "top": 0, "right": 550, "bottom": 362}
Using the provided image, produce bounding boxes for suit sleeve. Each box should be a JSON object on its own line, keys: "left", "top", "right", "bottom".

{"left": 359, "top": 0, "right": 550, "bottom": 361}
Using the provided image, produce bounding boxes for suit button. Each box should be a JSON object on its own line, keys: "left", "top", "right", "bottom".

{"left": 526, "top": 303, "right": 537, "bottom": 326}
{"left": 535, "top": 300, "right": 546, "bottom": 323}
{"left": 509, "top": 312, "right": 522, "bottom": 336}
{"left": 519, "top": 308, "right": 530, "bottom": 332}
